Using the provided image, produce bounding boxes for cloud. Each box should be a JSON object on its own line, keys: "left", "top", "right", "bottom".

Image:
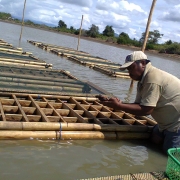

{"left": 58, "top": 0, "right": 93, "bottom": 7}
{"left": 164, "top": 0, "right": 180, "bottom": 5}
{"left": 160, "top": 5, "right": 180, "bottom": 22}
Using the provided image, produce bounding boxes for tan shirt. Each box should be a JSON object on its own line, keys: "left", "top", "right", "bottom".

{"left": 135, "top": 63, "right": 180, "bottom": 132}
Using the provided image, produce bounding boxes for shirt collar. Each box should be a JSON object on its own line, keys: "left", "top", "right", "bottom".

{"left": 140, "top": 62, "right": 152, "bottom": 84}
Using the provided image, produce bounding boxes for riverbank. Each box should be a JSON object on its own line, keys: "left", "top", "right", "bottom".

{"left": 1, "top": 19, "right": 180, "bottom": 60}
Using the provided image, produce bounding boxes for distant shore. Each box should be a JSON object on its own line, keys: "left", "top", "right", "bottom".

{"left": 1, "top": 19, "right": 180, "bottom": 60}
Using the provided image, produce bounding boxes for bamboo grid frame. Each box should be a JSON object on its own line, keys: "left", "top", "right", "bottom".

{"left": 0, "top": 93, "right": 156, "bottom": 140}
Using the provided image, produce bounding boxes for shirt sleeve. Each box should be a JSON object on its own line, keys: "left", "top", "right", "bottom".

{"left": 135, "top": 83, "right": 161, "bottom": 107}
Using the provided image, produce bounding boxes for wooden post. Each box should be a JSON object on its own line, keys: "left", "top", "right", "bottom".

{"left": 19, "top": 0, "right": 26, "bottom": 47}
{"left": 77, "top": 15, "right": 84, "bottom": 51}
{"left": 130, "top": 0, "right": 157, "bottom": 88}
{"left": 141, "top": 0, "right": 157, "bottom": 52}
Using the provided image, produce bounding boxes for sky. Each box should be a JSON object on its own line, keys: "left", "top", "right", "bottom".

{"left": 0, "top": 0, "right": 180, "bottom": 43}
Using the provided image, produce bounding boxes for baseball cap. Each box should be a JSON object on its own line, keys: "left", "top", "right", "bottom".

{"left": 120, "top": 51, "right": 147, "bottom": 69}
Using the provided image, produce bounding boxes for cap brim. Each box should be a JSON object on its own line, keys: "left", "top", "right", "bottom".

{"left": 119, "top": 61, "right": 134, "bottom": 70}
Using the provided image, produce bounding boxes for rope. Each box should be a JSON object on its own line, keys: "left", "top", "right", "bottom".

{"left": 59, "top": 122, "right": 62, "bottom": 142}
{"left": 35, "top": 94, "right": 41, "bottom": 101}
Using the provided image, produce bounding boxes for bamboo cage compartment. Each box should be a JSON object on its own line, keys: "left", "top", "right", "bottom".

{"left": 0, "top": 94, "right": 156, "bottom": 140}
{"left": 0, "top": 64, "right": 110, "bottom": 96}
{"left": 27, "top": 40, "right": 130, "bottom": 78}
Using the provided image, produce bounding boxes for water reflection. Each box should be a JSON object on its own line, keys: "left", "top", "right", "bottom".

{"left": 118, "top": 145, "right": 148, "bottom": 166}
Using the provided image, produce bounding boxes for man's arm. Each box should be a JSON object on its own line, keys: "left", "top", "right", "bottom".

{"left": 99, "top": 97, "right": 154, "bottom": 116}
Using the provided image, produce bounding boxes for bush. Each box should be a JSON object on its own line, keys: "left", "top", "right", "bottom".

{"left": 165, "top": 43, "right": 180, "bottom": 54}
{"left": 146, "top": 44, "right": 155, "bottom": 50}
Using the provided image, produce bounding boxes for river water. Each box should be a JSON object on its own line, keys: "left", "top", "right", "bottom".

{"left": 0, "top": 21, "right": 179, "bottom": 180}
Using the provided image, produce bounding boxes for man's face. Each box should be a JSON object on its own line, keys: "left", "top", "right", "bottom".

{"left": 127, "top": 61, "right": 145, "bottom": 81}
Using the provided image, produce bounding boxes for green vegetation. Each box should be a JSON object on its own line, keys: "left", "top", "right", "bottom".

{"left": 0, "top": 12, "right": 11, "bottom": 19}
{"left": 103, "top": 25, "right": 115, "bottom": 37}
{"left": 1, "top": 11, "right": 180, "bottom": 56}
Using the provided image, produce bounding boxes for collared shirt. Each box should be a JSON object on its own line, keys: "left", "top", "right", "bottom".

{"left": 135, "top": 63, "right": 180, "bottom": 132}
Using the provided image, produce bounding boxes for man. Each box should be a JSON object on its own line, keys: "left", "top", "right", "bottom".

{"left": 98, "top": 51, "right": 180, "bottom": 153}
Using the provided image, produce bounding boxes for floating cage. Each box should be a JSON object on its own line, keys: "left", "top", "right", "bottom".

{"left": 0, "top": 93, "right": 156, "bottom": 140}
{"left": 27, "top": 40, "right": 130, "bottom": 78}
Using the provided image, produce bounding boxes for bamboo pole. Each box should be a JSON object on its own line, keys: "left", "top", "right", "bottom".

{"left": 0, "top": 61, "right": 49, "bottom": 68}
{"left": 0, "top": 57, "right": 45, "bottom": 63}
{"left": 0, "top": 81, "right": 85, "bottom": 92}
{"left": 0, "top": 58, "right": 48, "bottom": 66}
{"left": 0, "top": 72, "right": 79, "bottom": 83}
{"left": 0, "top": 61, "right": 48, "bottom": 68}
{"left": 77, "top": 15, "right": 84, "bottom": 51}
{"left": 130, "top": 0, "right": 157, "bottom": 88}
{"left": 0, "top": 130, "right": 151, "bottom": 140}
{"left": 0, "top": 47, "right": 23, "bottom": 53}
{"left": 141, "top": 0, "right": 157, "bottom": 52}
{"left": 0, "top": 122, "right": 153, "bottom": 132}
{"left": 0, "top": 92, "right": 98, "bottom": 101}
{"left": 47, "top": 47, "right": 89, "bottom": 55}
{"left": 19, "top": 0, "right": 26, "bottom": 47}
{"left": 66, "top": 54, "right": 109, "bottom": 61}
{"left": 0, "top": 77, "right": 85, "bottom": 88}
{"left": 0, "top": 131, "right": 116, "bottom": 140}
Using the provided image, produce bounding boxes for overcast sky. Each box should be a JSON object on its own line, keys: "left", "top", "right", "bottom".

{"left": 0, "top": 0, "right": 180, "bottom": 43}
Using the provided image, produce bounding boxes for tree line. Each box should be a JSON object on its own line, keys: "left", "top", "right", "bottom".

{"left": 56, "top": 20, "right": 180, "bottom": 55}
{"left": 0, "top": 12, "right": 180, "bottom": 55}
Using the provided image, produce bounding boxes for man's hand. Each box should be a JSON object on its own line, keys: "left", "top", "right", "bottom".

{"left": 96, "top": 95, "right": 122, "bottom": 109}
{"left": 96, "top": 95, "right": 109, "bottom": 101}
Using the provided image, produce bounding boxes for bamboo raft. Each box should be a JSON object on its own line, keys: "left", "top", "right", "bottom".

{"left": 0, "top": 93, "right": 156, "bottom": 140}
{"left": 27, "top": 40, "right": 130, "bottom": 78}
{"left": 0, "top": 64, "right": 111, "bottom": 96}
{"left": 0, "top": 39, "right": 52, "bottom": 68}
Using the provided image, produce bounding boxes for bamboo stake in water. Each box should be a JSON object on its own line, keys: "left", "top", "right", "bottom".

{"left": 77, "top": 15, "right": 84, "bottom": 51}
{"left": 130, "top": 0, "right": 157, "bottom": 88}
{"left": 19, "top": 0, "right": 27, "bottom": 47}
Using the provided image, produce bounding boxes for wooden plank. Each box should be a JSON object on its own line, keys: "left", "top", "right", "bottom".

{"left": 27, "top": 115, "right": 41, "bottom": 122}
{"left": 49, "top": 102, "right": 62, "bottom": 109}
{"left": 42, "top": 97, "right": 65, "bottom": 122}
{"left": 62, "top": 117, "right": 78, "bottom": 123}
{"left": 12, "top": 94, "right": 29, "bottom": 122}
{"left": 46, "top": 116, "right": 60, "bottom": 122}
{"left": 74, "top": 110, "right": 84, "bottom": 115}
{"left": 28, "top": 95, "right": 49, "bottom": 122}
{"left": 0, "top": 102, "right": 6, "bottom": 121}
{"left": 41, "top": 108, "right": 53, "bottom": 116}
{"left": 0, "top": 99, "right": 14, "bottom": 105}
{"left": 5, "top": 114, "right": 22, "bottom": 121}
{"left": 3, "top": 105, "right": 18, "bottom": 113}
{"left": 56, "top": 109, "right": 70, "bottom": 116}
{"left": 22, "top": 107, "right": 36, "bottom": 115}
{"left": 19, "top": 100, "right": 31, "bottom": 107}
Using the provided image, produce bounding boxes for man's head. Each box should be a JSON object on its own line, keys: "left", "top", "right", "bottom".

{"left": 120, "top": 51, "right": 148, "bottom": 81}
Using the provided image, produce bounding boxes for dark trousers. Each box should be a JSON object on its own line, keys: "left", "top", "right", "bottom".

{"left": 151, "top": 124, "right": 180, "bottom": 154}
